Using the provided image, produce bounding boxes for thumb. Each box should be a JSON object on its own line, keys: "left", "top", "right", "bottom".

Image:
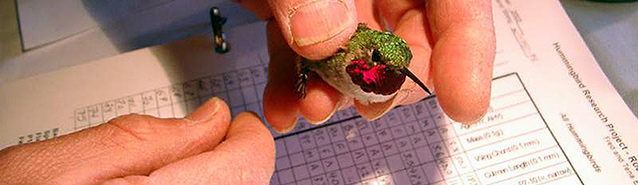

{"left": 268, "top": 0, "right": 358, "bottom": 60}
{"left": 104, "top": 112, "right": 276, "bottom": 185}
{"left": 0, "top": 98, "right": 231, "bottom": 184}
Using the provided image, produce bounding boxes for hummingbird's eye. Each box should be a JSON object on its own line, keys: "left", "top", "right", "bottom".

{"left": 371, "top": 49, "right": 381, "bottom": 62}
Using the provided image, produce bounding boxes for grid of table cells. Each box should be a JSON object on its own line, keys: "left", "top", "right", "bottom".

{"left": 73, "top": 64, "right": 268, "bottom": 130}
{"left": 271, "top": 74, "right": 581, "bottom": 185}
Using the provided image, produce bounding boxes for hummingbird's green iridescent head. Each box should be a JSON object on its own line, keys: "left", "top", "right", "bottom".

{"left": 345, "top": 23, "right": 413, "bottom": 95}
{"left": 348, "top": 24, "right": 412, "bottom": 68}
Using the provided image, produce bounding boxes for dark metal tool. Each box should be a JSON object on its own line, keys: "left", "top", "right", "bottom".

{"left": 210, "top": 7, "right": 229, "bottom": 54}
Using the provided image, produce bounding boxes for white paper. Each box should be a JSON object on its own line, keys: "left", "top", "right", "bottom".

{"left": 2, "top": 0, "right": 637, "bottom": 184}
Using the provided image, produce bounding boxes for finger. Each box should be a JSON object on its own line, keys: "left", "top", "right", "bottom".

{"left": 299, "top": 74, "right": 345, "bottom": 124}
{"left": 268, "top": 0, "right": 358, "bottom": 60}
{"left": 426, "top": 0, "right": 495, "bottom": 123}
{"left": 354, "top": 96, "right": 396, "bottom": 121}
{"left": 391, "top": 9, "right": 433, "bottom": 105}
{"left": 105, "top": 112, "right": 276, "bottom": 185}
{"left": 0, "top": 98, "right": 231, "bottom": 184}
{"left": 263, "top": 21, "right": 302, "bottom": 132}
{"left": 354, "top": 0, "right": 382, "bottom": 30}
{"left": 376, "top": 0, "right": 423, "bottom": 30}
{"left": 377, "top": 0, "right": 434, "bottom": 99}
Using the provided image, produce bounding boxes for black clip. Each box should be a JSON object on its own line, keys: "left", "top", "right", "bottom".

{"left": 210, "top": 7, "right": 229, "bottom": 54}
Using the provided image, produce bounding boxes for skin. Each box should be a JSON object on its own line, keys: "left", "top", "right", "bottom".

{"left": 237, "top": 0, "right": 496, "bottom": 131}
{"left": 0, "top": 98, "right": 275, "bottom": 184}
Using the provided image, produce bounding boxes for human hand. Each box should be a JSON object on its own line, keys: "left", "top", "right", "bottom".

{"left": 0, "top": 98, "right": 275, "bottom": 184}
{"left": 236, "top": 0, "right": 495, "bottom": 131}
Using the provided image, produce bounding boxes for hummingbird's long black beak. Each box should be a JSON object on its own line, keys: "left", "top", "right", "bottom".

{"left": 399, "top": 68, "right": 431, "bottom": 95}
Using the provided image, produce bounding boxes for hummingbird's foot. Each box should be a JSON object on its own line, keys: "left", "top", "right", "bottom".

{"left": 295, "top": 57, "right": 310, "bottom": 99}
{"left": 295, "top": 72, "right": 307, "bottom": 99}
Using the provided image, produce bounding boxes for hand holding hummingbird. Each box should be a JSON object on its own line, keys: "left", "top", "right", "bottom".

{"left": 236, "top": 0, "right": 496, "bottom": 132}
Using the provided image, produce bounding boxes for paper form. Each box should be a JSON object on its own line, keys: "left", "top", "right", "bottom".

{"left": 1, "top": 0, "right": 637, "bottom": 184}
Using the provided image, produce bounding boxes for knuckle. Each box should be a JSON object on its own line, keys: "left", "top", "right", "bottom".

{"left": 102, "top": 114, "right": 159, "bottom": 145}
{"left": 109, "top": 114, "right": 151, "bottom": 125}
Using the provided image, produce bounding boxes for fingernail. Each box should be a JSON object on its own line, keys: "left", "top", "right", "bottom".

{"left": 306, "top": 108, "right": 336, "bottom": 125}
{"left": 306, "top": 97, "right": 347, "bottom": 125}
{"left": 185, "top": 97, "right": 221, "bottom": 124}
{"left": 289, "top": 0, "right": 353, "bottom": 46}
{"left": 355, "top": 96, "right": 396, "bottom": 121}
{"left": 274, "top": 117, "right": 298, "bottom": 133}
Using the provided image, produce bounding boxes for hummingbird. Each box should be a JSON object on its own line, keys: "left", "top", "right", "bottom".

{"left": 295, "top": 23, "right": 431, "bottom": 110}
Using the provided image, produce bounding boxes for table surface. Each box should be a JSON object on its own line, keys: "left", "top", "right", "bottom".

{"left": 561, "top": 0, "right": 638, "bottom": 117}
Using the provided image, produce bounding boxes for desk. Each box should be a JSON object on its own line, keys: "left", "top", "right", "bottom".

{"left": 561, "top": 0, "right": 638, "bottom": 117}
